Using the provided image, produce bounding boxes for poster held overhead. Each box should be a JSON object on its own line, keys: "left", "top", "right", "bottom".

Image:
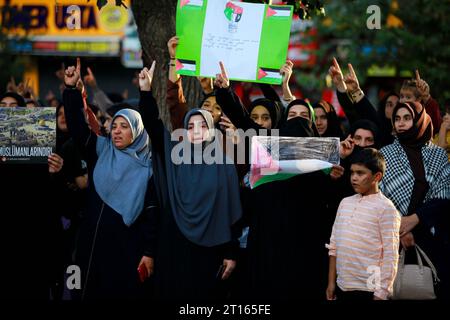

{"left": 176, "top": 0, "right": 293, "bottom": 84}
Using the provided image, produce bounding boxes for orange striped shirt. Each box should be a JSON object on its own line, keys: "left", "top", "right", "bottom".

{"left": 327, "top": 191, "right": 401, "bottom": 300}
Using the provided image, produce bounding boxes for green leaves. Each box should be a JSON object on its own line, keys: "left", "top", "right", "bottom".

{"left": 96, "top": 0, "right": 108, "bottom": 10}
{"left": 286, "top": 1, "right": 326, "bottom": 20}
{"left": 93, "top": 0, "right": 127, "bottom": 10}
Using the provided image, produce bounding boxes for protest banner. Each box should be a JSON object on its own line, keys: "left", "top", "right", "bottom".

{"left": 0, "top": 107, "right": 56, "bottom": 164}
{"left": 176, "top": 0, "right": 293, "bottom": 84}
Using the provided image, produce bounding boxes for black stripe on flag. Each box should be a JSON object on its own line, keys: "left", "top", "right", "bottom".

{"left": 178, "top": 59, "right": 196, "bottom": 65}
{"left": 269, "top": 6, "right": 291, "bottom": 11}
{"left": 261, "top": 67, "right": 281, "bottom": 73}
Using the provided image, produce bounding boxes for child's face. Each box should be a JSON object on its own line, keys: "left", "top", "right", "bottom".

{"left": 399, "top": 88, "right": 419, "bottom": 104}
{"left": 350, "top": 163, "right": 381, "bottom": 196}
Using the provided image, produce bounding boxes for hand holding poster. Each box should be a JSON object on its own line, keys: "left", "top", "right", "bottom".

{"left": 0, "top": 107, "right": 56, "bottom": 164}
{"left": 176, "top": 0, "right": 293, "bottom": 84}
{"left": 250, "top": 136, "right": 340, "bottom": 188}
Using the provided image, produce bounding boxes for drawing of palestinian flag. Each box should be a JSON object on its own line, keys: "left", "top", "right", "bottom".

{"left": 257, "top": 67, "right": 282, "bottom": 83}
{"left": 249, "top": 136, "right": 340, "bottom": 189}
{"left": 176, "top": 59, "right": 197, "bottom": 76}
{"left": 266, "top": 5, "right": 291, "bottom": 18}
{"left": 224, "top": 1, "right": 243, "bottom": 21}
{"left": 179, "top": 0, "right": 204, "bottom": 9}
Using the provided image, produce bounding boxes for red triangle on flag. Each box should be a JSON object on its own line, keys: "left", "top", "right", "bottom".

{"left": 176, "top": 60, "right": 184, "bottom": 71}
{"left": 258, "top": 68, "right": 267, "bottom": 79}
{"left": 180, "top": 0, "right": 190, "bottom": 9}
{"left": 266, "top": 7, "right": 276, "bottom": 18}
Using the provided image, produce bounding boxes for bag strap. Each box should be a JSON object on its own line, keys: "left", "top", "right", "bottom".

{"left": 398, "top": 248, "right": 406, "bottom": 271}
{"left": 415, "top": 244, "right": 440, "bottom": 283}
{"left": 414, "top": 246, "right": 424, "bottom": 269}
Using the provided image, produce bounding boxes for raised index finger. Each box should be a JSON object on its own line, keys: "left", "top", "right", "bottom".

{"left": 219, "top": 61, "right": 227, "bottom": 77}
{"left": 332, "top": 57, "right": 341, "bottom": 72}
{"left": 76, "top": 58, "right": 81, "bottom": 73}
{"left": 348, "top": 63, "right": 357, "bottom": 78}
{"left": 10, "top": 76, "right": 16, "bottom": 88}
{"left": 415, "top": 69, "right": 421, "bottom": 81}
{"left": 149, "top": 60, "right": 156, "bottom": 77}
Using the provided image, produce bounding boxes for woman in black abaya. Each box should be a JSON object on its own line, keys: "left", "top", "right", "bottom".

{"left": 137, "top": 64, "right": 242, "bottom": 301}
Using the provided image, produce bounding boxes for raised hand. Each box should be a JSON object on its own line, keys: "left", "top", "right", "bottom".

{"left": 83, "top": 67, "right": 98, "bottom": 88}
{"left": 198, "top": 77, "right": 214, "bottom": 94}
{"left": 344, "top": 63, "right": 360, "bottom": 93}
{"left": 219, "top": 114, "right": 237, "bottom": 134}
{"left": 167, "top": 36, "right": 179, "bottom": 59}
{"left": 138, "top": 61, "right": 156, "bottom": 92}
{"left": 328, "top": 57, "right": 346, "bottom": 92}
{"left": 280, "top": 60, "right": 294, "bottom": 84}
{"left": 214, "top": 61, "right": 230, "bottom": 89}
{"left": 6, "top": 76, "right": 17, "bottom": 93}
{"left": 64, "top": 58, "right": 81, "bottom": 87}
{"left": 415, "top": 70, "right": 430, "bottom": 102}
{"left": 339, "top": 134, "right": 355, "bottom": 159}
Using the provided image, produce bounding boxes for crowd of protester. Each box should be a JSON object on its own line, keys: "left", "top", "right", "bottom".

{"left": 1, "top": 36, "right": 449, "bottom": 301}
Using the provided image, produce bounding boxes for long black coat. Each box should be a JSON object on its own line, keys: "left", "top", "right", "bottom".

{"left": 63, "top": 88, "right": 158, "bottom": 300}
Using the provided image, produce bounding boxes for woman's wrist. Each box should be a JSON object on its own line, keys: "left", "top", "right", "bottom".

{"left": 349, "top": 88, "right": 364, "bottom": 103}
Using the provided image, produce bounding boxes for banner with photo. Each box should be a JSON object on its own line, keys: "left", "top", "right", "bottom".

{"left": 176, "top": 0, "right": 293, "bottom": 84}
{"left": 0, "top": 107, "right": 56, "bottom": 164}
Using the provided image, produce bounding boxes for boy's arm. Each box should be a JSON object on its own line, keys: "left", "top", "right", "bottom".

{"left": 376, "top": 204, "right": 401, "bottom": 300}
{"left": 326, "top": 256, "right": 337, "bottom": 300}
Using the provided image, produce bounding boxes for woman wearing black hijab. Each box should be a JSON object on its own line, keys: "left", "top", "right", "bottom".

{"left": 282, "top": 99, "right": 320, "bottom": 137}
{"left": 213, "top": 66, "right": 345, "bottom": 300}
{"left": 245, "top": 115, "right": 338, "bottom": 300}
{"left": 380, "top": 102, "right": 450, "bottom": 299}
{"left": 376, "top": 92, "right": 399, "bottom": 147}
{"left": 138, "top": 64, "right": 242, "bottom": 301}
{"left": 312, "top": 100, "right": 344, "bottom": 139}
{"left": 49, "top": 103, "right": 88, "bottom": 300}
{"left": 248, "top": 98, "right": 282, "bottom": 130}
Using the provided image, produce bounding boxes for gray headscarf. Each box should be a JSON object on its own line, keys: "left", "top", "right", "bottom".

{"left": 157, "top": 108, "right": 242, "bottom": 247}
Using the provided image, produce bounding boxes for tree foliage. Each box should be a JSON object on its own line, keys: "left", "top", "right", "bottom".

{"left": 310, "top": 0, "right": 450, "bottom": 105}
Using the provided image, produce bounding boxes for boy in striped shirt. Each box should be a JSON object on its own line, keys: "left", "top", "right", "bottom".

{"left": 326, "top": 148, "right": 400, "bottom": 300}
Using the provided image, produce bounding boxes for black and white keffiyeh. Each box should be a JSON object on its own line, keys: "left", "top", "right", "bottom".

{"left": 380, "top": 139, "right": 450, "bottom": 216}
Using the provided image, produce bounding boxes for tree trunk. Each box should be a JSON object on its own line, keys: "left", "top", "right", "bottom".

{"left": 132, "top": 0, "right": 203, "bottom": 128}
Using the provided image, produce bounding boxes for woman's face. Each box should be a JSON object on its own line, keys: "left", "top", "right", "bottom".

{"left": 103, "top": 115, "right": 113, "bottom": 134}
{"left": 314, "top": 107, "right": 328, "bottom": 136}
{"left": 0, "top": 96, "right": 19, "bottom": 107}
{"left": 384, "top": 95, "right": 399, "bottom": 119}
{"left": 111, "top": 116, "right": 133, "bottom": 149}
{"left": 353, "top": 128, "right": 375, "bottom": 147}
{"left": 394, "top": 107, "right": 414, "bottom": 133}
{"left": 201, "top": 96, "right": 222, "bottom": 124}
{"left": 250, "top": 105, "right": 272, "bottom": 129}
{"left": 287, "top": 105, "right": 310, "bottom": 122}
{"left": 57, "top": 106, "right": 68, "bottom": 132}
{"left": 187, "top": 114, "right": 210, "bottom": 144}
